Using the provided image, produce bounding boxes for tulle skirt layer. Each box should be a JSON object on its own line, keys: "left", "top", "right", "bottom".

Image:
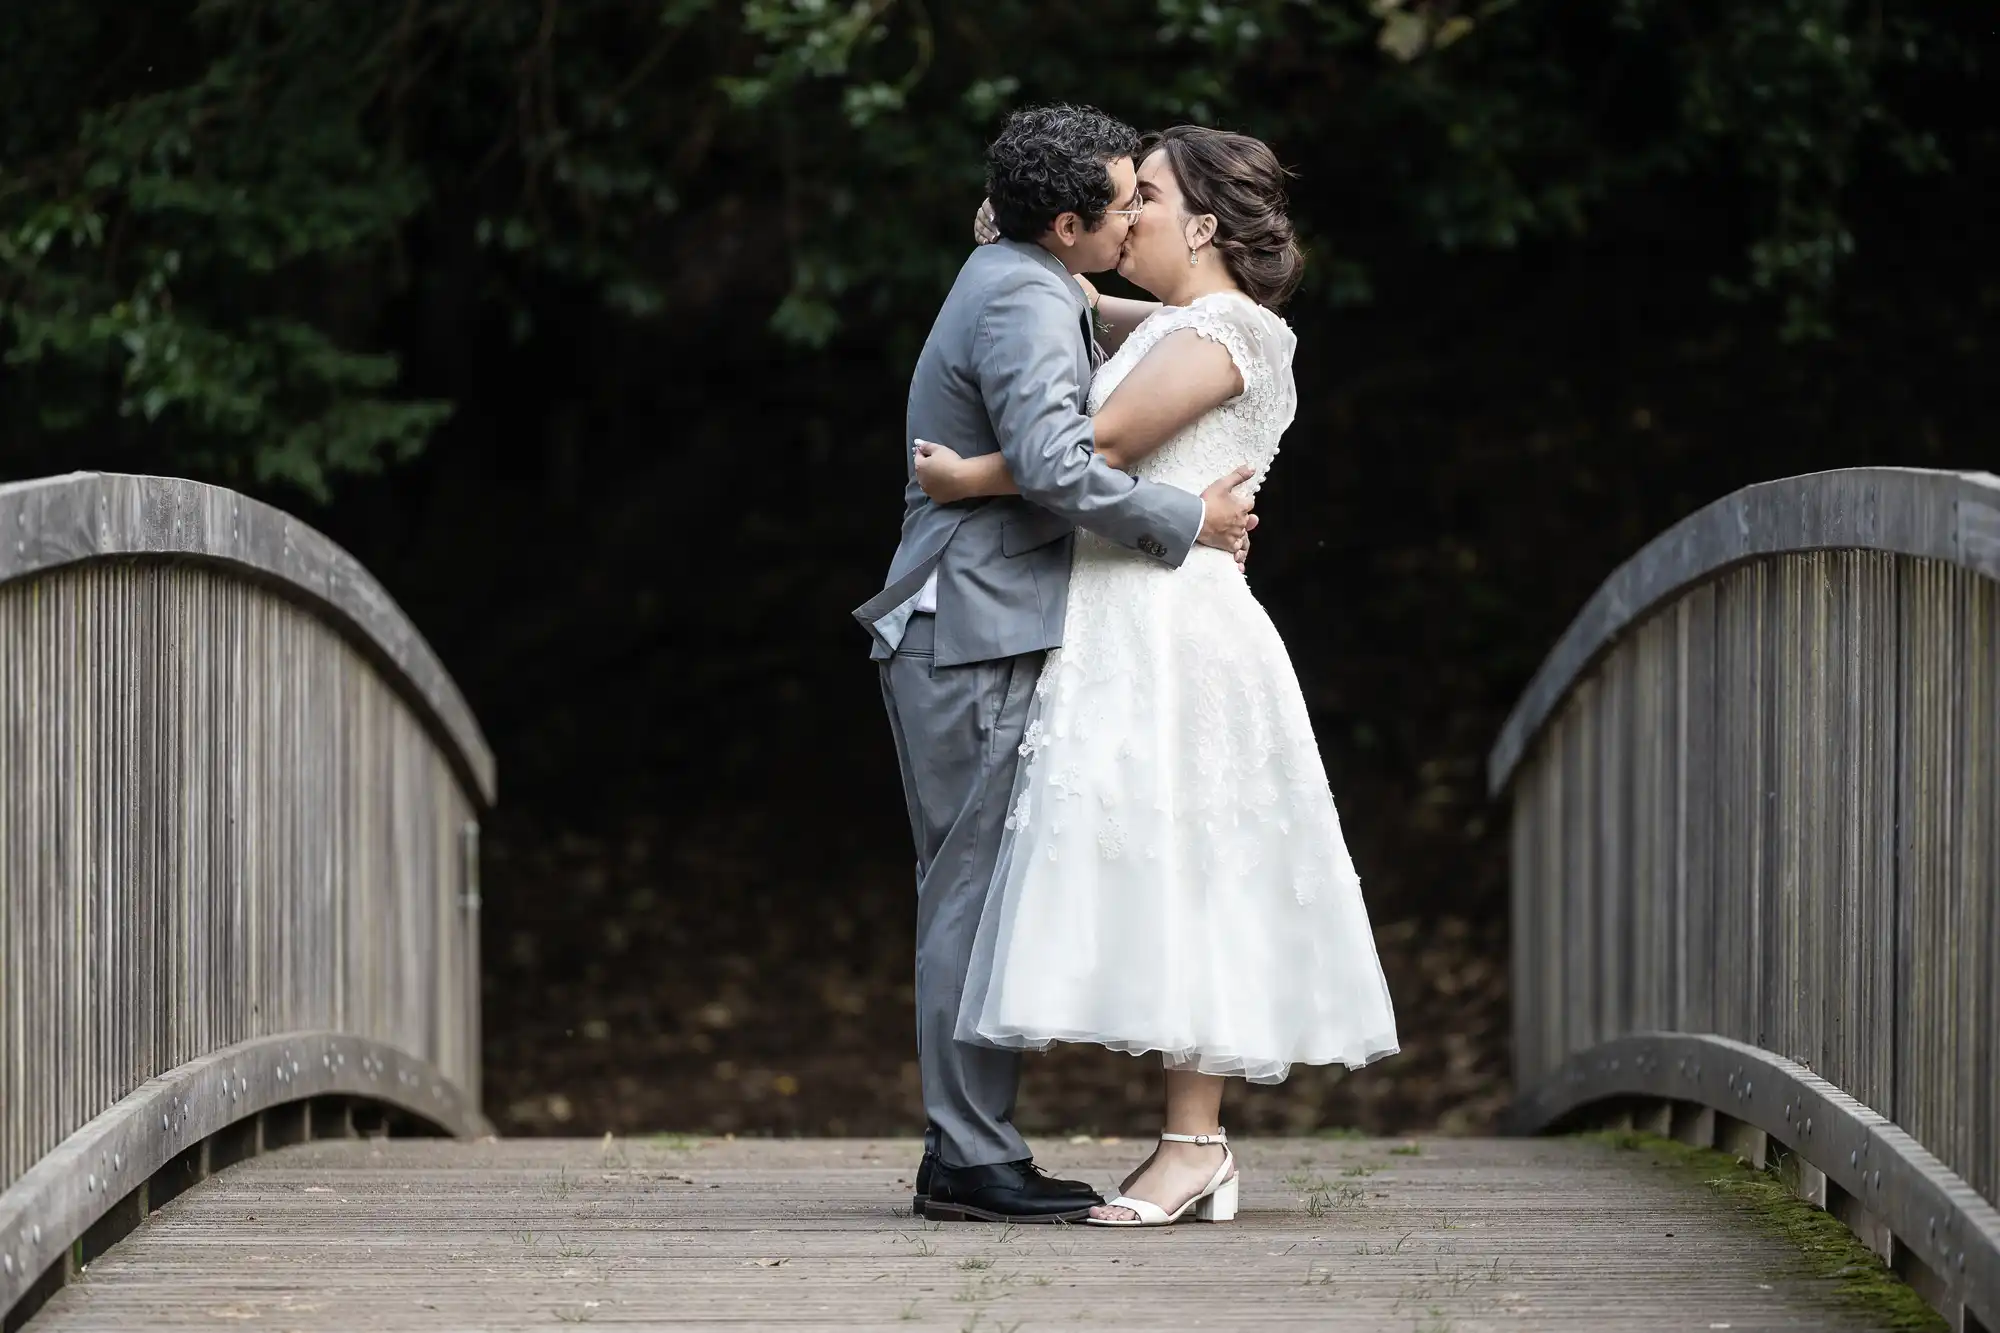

{"left": 955, "top": 539, "right": 1400, "bottom": 1084}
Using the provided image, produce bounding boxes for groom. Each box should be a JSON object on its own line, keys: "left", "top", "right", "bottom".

{"left": 853, "top": 104, "right": 1257, "bottom": 1223}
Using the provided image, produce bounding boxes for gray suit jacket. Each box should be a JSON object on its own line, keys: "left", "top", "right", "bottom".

{"left": 853, "top": 241, "right": 1204, "bottom": 667}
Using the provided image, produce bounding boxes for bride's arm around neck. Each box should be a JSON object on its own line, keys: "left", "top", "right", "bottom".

{"left": 1074, "top": 274, "right": 1160, "bottom": 356}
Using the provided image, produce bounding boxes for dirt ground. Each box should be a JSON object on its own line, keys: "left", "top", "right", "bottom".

{"left": 479, "top": 810, "right": 1513, "bottom": 1141}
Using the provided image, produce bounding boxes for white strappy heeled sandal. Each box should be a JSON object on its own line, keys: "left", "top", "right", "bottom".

{"left": 1085, "top": 1130, "right": 1238, "bottom": 1227}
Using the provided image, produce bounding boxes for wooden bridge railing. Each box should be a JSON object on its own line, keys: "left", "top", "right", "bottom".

{"left": 0, "top": 474, "right": 494, "bottom": 1325}
{"left": 1490, "top": 467, "right": 2000, "bottom": 1332}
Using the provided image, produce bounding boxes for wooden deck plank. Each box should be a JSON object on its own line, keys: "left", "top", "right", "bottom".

{"left": 30, "top": 1137, "right": 1896, "bottom": 1331}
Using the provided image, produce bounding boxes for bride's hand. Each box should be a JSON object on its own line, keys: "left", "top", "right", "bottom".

{"left": 972, "top": 198, "right": 997, "bottom": 245}
{"left": 913, "top": 439, "right": 972, "bottom": 503}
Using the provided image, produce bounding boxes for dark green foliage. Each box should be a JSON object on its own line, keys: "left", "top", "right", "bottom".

{"left": 1588, "top": 1131, "right": 1948, "bottom": 1331}
{"left": 0, "top": 1, "right": 1978, "bottom": 493}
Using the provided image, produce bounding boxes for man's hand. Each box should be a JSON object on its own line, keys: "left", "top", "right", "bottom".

{"left": 1235, "top": 513, "right": 1259, "bottom": 572}
{"left": 973, "top": 198, "right": 998, "bottom": 245}
{"left": 913, "top": 440, "right": 972, "bottom": 503}
{"left": 1197, "top": 465, "right": 1257, "bottom": 557}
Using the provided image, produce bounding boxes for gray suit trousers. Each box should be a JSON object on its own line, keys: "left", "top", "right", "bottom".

{"left": 878, "top": 612, "right": 1038, "bottom": 1168}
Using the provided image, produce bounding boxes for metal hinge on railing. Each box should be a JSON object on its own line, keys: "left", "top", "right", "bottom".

{"left": 459, "top": 820, "right": 483, "bottom": 912}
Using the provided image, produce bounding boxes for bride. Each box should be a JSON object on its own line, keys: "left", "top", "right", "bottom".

{"left": 912, "top": 125, "right": 1400, "bottom": 1227}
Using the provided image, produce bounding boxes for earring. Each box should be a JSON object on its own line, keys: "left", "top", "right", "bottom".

{"left": 1189, "top": 248, "right": 1201, "bottom": 267}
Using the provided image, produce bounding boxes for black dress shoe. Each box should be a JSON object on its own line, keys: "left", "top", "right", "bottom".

{"left": 921, "top": 1158, "right": 1104, "bottom": 1223}
{"left": 918, "top": 1150, "right": 1094, "bottom": 1216}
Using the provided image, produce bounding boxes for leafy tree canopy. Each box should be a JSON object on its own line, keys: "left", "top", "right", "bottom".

{"left": 0, "top": 0, "right": 1979, "bottom": 496}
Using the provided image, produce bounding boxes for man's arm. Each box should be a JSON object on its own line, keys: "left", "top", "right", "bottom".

{"left": 974, "top": 276, "right": 1204, "bottom": 564}
{"left": 912, "top": 438, "right": 1259, "bottom": 573}
{"left": 914, "top": 440, "right": 1019, "bottom": 501}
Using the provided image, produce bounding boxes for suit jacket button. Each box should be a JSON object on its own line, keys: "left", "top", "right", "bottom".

{"left": 1138, "top": 535, "right": 1166, "bottom": 558}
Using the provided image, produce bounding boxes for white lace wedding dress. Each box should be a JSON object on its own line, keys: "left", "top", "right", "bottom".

{"left": 955, "top": 291, "right": 1400, "bottom": 1083}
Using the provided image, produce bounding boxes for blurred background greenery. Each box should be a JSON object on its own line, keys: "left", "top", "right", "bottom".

{"left": 3, "top": 0, "right": 1990, "bottom": 1136}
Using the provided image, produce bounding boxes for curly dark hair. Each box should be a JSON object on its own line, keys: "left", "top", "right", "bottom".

{"left": 985, "top": 104, "right": 1140, "bottom": 242}
{"left": 1142, "top": 126, "right": 1305, "bottom": 308}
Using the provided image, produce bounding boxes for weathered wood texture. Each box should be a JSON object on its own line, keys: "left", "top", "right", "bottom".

{"left": 0, "top": 473, "right": 494, "bottom": 803}
{"left": 0, "top": 1043, "right": 490, "bottom": 1319}
{"left": 1488, "top": 467, "right": 2000, "bottom": 795}
{"left": 27, "top": 1137, "right": 1902, "bottom": 1331}
{"left": 1492, "top": 468, "right": 2000, "bottom": 1328}
{"left": 0, "top": 559, "right": 485, "bottom": 1200}
{"left": 1505, "top": 546, "right": 1999, "bottom": 1206}
{"left": 0, "top": 475, "right": 494, "bottom": 1322}
{"left": 0, "top": 470, "right": 495, "bottom": 1159}
{"left": 1508, "top": 1034, "right": 2000, "bottom": 1329}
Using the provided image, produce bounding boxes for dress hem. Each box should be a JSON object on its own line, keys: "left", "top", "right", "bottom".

{"left": 963, "top": 1025, "right": 1401, "bottom": 1086}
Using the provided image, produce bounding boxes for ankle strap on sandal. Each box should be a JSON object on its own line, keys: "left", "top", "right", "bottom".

{"left": 1160, "top": 1129, "right": 1228, "bottom": 1146}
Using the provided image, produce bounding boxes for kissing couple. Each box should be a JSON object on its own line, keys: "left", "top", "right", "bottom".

{"left": 854, "top": 104, "right": 1400, "bottom": 1227}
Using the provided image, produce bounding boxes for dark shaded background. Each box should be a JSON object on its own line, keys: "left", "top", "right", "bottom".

{"left": 3, "top": 1, "right": 1992, "bottom": 1139}
{"left": 326, "top": 209, "right": 1987, "bottom": 1141}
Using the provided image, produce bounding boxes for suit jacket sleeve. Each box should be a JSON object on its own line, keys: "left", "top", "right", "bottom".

{"left": 974, "top": 277, "right": 1203, "bottom": 566}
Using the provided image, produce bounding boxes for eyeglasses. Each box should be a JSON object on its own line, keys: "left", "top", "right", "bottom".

{"left": 1105, "top": 199, "right": 1146, "bottom": 222}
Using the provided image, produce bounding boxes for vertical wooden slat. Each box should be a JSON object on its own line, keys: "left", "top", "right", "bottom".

{"left": 1943, "top": 565, "right": 1991, "bottom": 1199}
{"left": 1982, "top": 571, "right": 2000, "bottom": 1204}
{"left": 1712, "top": 564, "right": 1765, "bottom": 1048}
{"left": 1560, "top": 693, "right": 1596, "bottom": 1061}
{"left": 1859, "top": 551, "right": 1899, "bottom": 1118}
{"left": 1595, "top": 651, "right": 1632, "bottom": 1043}
{"left": 1677, "top": 583, "right": 1717, "bottom": 1037}
{"left": 1629, "top": 613, "right": 1672, "bottom": 1033}
{"left": 1768, "top": 555, "right": 1802, "bottom": 1066}
{"left": 1898, "top": 560, "right": 1943, "bottom": 1169}
{"left": 1511, "top": 741, "right": 1556, "bottom": 1085}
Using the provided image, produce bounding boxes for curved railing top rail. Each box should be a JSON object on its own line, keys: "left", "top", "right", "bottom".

{"left": 1487, "top": 466, "right": 2000, "bottom": 796}
{"left": 0, "top": 471, "right": 495, "bottom": 805}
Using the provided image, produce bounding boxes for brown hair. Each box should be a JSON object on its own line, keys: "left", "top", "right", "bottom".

{"left": 1141, "top": 126, "right": 1304, "bottom": 309}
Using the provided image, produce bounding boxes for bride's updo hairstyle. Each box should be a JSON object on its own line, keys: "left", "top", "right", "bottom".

{"left": 1142, "top": 126, "right": 1304, "bottom": 309}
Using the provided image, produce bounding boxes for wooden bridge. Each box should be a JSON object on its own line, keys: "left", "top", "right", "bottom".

{"left": 2, "top": 468, "right": 1997, "bottom": 1331}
